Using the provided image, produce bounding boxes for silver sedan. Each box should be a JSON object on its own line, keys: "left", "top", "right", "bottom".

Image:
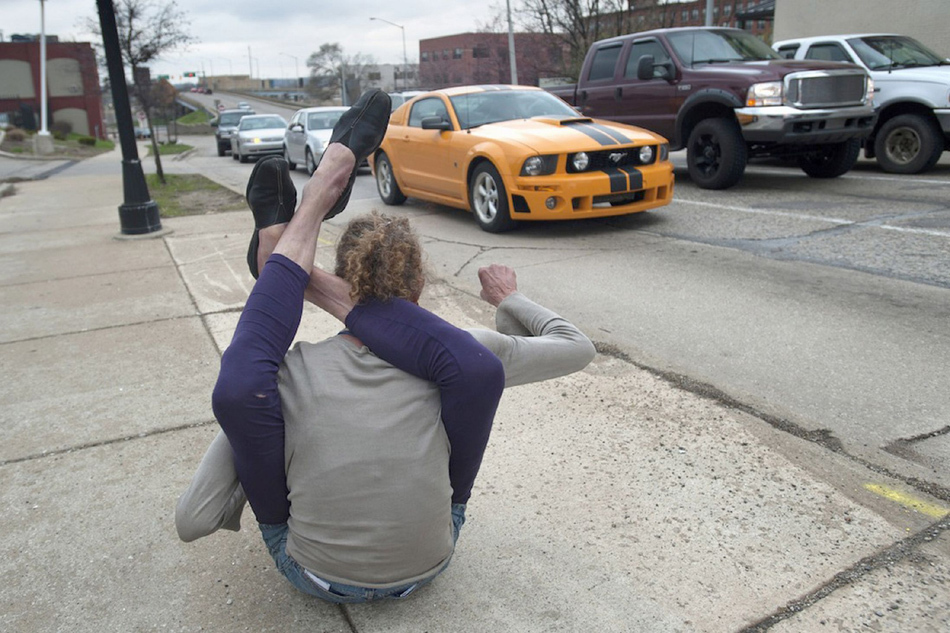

{"left": 231, "top": 114, "right": 288, "bottom": 163}
{"left": 283, "top": 107, "right": 348, "bottom": 174}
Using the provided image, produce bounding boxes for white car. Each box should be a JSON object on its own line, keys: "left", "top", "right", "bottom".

{"left": 283, "top": 107, "right": 348, "bottom": 174}
{"left": 230, "top": 114, "right": 288, "bottom": 163}
{"left": 774, "top": 34, "right": 950, "bottom": 174}
{"left": 388, "top": 91, "right": 426, "bottom": 112}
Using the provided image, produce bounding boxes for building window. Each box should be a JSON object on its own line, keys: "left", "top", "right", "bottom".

{"left": 368, "top": 72, "right": 381, "bottom": 80}
{"left": 713, "top": 6, "right": 719, "bottom": 16}
{"left": 757, "top": 20, "right": 766, "bottom": 29}
{"left": 724, "top": 5, "right": 732, "bottom": 16}
{"left": 681, "top": 10, "right": 687, "bottom": 21}
{"left": 473, "top": 46, "right": 489, "bottom": 58}
{"left": 443, "top": 49, "right": 449, "bottom": 60}
{"left": 691, "top": 9, "right": 699, "bottom": 19}
{"left": 421, "top": 52, "right": 429, "bottom": 62}
{"left": 453, "top": 48, "right": 463, "bottom": 59}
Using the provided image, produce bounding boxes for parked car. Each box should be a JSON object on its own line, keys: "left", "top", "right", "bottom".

{"left": 213, "top": 108, "right": 256, "bottom": 156}
{"left": 283, "top": 106, "right": 348, "bottom": 174}
{"left": 388, "top": 91, "right": 426, "bottom": 112}
{"left": 230, "top": 114, "right": 288, "bottom": 163}
{"left": 134, "top": 126, "right": 151, "bottom": 139}
{"left": 774, "top": 34, "right": 950, "bottom": 174}
{"left": 238, "top": 102, "right": 251, "bottom": 110}
{"left": 371, "top": 85, "right": 674, "bottom": 233}
{"left": 547, "top": 27, "right": 876, "bottom": 189}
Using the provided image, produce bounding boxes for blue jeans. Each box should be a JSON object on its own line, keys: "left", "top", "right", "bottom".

{"left": 259, "top": 504, "right": 467, "bottom": 603}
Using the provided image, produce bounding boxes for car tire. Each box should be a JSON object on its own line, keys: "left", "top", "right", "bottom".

{"left": 238, "top": 148, "right": 248, "bottom": 163}
{"left": 305, "top": 148, "right": 319, "bottom": 176}
{"left": 798, "top": 139, "right": 860, "bottom": 179}
{"left": 873, "top": 114, "right": 943, "bottom": 174}
{"left": 283, "top": 146, "right": 297, "bottom": 171}
{"left": 469, "top": 162, "right": 516, "bottom": 233}
{"left": 686, "top": 118, "right": 747, "bottom": 190}
{"left": 217, "top": 144, "right": 225, "bottom": 157}
{"left": 375, "top": 152, "right": 407, "bottom": 205}
{"left": 232, "top": 151, "right": 239, "bottom": 161}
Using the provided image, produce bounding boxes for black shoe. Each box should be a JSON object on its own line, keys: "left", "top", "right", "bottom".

{"left": 245, "top": 156, "right": 297, "bottom": 278}
{"left": 324, "top": 89, "right": 392, "bottom": 220}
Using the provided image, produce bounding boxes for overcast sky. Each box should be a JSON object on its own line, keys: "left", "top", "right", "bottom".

{"left": 4, "top": 1, "right": 500, "bottom": 81}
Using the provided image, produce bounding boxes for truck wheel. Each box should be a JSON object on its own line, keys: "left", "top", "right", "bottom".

{"left": 686, "top": 118, "right": 747, "bottom": 190}
{"left": 798, "top": 139, "right": 860, "bottom": 178}
{"left": 469, "top": 163, "right": 516, "bottom": 233}
{"left": 375, "top": 152, "right": 407, "bottom": 205}
{"left": 873, "top": 114, "right": 943, "bottom": 174}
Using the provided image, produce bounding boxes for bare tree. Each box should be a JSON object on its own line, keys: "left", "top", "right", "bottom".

{"left": 518, "top": 0, "right": 629, "bottom": 79}
{"left": 306, "top": 43, "right": 377, "bottom": 105}
{"left": 87, "top": 0, "right": 196, "bottom": 183}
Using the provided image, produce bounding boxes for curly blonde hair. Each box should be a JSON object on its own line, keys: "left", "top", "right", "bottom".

{"left": 335, "top": 211, "right": 425, "bottom": 303}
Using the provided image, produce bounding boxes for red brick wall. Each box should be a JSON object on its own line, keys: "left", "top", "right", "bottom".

{"left": 0, "top": 41, "right": 105, "bottom": 137}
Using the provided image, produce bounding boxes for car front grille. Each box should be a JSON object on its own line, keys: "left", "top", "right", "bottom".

{"left": 785, "top": 71, "right": 867, "bottom": 109}
{"left": 566, "top": 146, "right": 657, "bottom": 173}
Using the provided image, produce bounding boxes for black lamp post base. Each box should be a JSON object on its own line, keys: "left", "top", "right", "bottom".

{"left": 118, "top": 200, "right": 162, "bottom": 235}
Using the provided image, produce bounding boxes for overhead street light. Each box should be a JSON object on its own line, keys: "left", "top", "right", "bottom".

{"left": 369, "top": 16, "right": 408, "bottom": 92}
{"left": 280, "top": 52, "right": 300, "bottom": 87}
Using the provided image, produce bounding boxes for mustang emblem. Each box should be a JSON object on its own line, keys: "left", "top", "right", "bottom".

{"left": 608, "top": 152, "right": 627, "bottom": 164}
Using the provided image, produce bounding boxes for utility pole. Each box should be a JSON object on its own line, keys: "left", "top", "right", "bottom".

{"left": 706, "top": 0, "right": 715, "bottom": 26}
{"left": 34, "top": 0, "right": 54, "bottom": 154}
{"left": 506, "top": 0, "right": 518, "bottom": 85}
{"left": 95, "top": 0, "right": 162, "bottom": 235}
{"left": 247, "top": 45, "right": 253, "bottom": 77}
{"left": 369, "top": 17, "right": 408, "bottom": 92}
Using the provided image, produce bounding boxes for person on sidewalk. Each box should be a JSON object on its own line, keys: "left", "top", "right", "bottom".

{"left": 176, "top": 89, "right": 596, "bottom": 603}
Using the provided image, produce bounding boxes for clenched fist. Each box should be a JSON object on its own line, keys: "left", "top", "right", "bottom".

{"left": 478, "top": 264, "right": 518, "bottom": 307}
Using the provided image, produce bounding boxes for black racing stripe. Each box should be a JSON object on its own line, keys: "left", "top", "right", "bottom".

{"left": 589, "top": 123, "right": 632, "bottom": 145}
{"left": 603, "top": 168, "right": 628, "bottom": 193}
{"left": 568, "top": 122, "right": 618, "bottom": 146}
{"left": 618, "top": 165, "right": 643, "bottom": 190}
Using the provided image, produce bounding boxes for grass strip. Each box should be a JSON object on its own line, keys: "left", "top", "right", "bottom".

{"left": 145, "top": 173, "right": 245, "bottom": 218}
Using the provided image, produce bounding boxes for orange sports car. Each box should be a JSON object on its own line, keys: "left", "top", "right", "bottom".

{"left": 370, "top": 85, "right": 674, "bottom": 232}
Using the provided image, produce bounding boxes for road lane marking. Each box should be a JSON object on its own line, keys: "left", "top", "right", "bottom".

{"left": 675, "top": 198, "right": 950, "bottom": 238}
{"left": 746, "top": 166, "right": 950, "bottom": 186}
{"left": 864, "top": 483, "right": 950, "bottom": 518}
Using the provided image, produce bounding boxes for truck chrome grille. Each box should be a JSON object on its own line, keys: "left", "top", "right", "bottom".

{"left": 785, "top": 71, "right": 867, "bottom": 109}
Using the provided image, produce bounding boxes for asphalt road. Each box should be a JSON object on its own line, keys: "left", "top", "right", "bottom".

{"left": 166, "top": 103, "right": 950, "bottom": 498}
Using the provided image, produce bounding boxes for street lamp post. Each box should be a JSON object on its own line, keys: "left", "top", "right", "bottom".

{"left": 95, "top": 0, "right": 162, "bottom": 235}
{"left": 506, "top": 0, "right": 518, "bottom": 84}
{"left": 35, "top": 0, "right": 54, "bottom": 154}
{"left": 280, "top": 52, "right": 300, "bottom": 88}
{"left": 369, "top": 17, "right": 407, "bottom": 92}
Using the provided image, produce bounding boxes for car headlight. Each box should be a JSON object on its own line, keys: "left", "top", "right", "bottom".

{"left": 866, "top": 77, "right": 875, "bottom": 104}
{"left": 638, "top": 146, "right": 654, "bottom": 164}
{"left": 520, "top": 155, "right": 557, "bottom": 176}
{"left": 659, "top": 143, "right": 670, "bottom": 161}
{"left": 746, "top": 81, "right": 783, "bottom": 107}
{"left": 572, "top": 152, "right": 590, "bottom": 171}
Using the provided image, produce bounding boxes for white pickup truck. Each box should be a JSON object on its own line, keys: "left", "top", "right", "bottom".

{"left": 773, "top": 34, "right": 950, "bottom": 174}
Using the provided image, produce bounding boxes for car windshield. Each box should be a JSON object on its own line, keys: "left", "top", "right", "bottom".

{"left": 449, "top": 90, "right": 579, "bottom": 129}
{"left": 667, "top": 29, "right": 780, "bottom": 66}
{"left": 240, "top": 116, "right": 286, "bottom": 130}
{"left": 848, "top": 36, "right": 947, "bottom": 70}
{"left": 219, "top": 112, "right": 248, "bottom": 126}
{"left": 307, "top": 111, "right": 343, "bottom": 129}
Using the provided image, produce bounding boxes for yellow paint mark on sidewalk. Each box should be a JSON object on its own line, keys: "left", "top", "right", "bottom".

{"left": 864, "top": 483, "right": 950, "bottom": 519}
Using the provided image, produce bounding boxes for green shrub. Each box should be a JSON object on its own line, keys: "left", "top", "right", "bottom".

{"left": 78, "top": 136, "right": 97, "bottom": 146}
{"left": 51, "top": 120, "right": 72, "bottom": 140}
{"left": 6, "top": 128, "right": 27, "bottom": 142}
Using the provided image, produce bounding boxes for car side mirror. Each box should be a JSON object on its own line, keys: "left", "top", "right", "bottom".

{"left": 290, "top": 122, "right": 304, "bottom": 131}
{"left": 636, "top": 55, "right": 674, "bottom": 81}
{"left": 421, "top": 116, "right": 452, "bottom": 131}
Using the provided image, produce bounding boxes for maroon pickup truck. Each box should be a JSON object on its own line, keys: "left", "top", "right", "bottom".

{"left": 548, "top": 27, "right": 877, "bottom": 189}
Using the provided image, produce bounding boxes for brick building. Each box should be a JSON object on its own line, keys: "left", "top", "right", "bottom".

{"left": 0, "top": 39, "right": 105, "bottom": 137}
{"left": 418, "top": 32, "right": 566, "bottom": 89}
{"left": 619, "top": 0, "right": 775, "bottom": 40}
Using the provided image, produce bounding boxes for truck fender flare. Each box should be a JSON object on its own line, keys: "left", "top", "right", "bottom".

{"left": 674, "top": 90, "right": 743, "bottom": 147}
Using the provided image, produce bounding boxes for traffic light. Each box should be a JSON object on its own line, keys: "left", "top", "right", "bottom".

{"left": 184, "top": 71, "right": 196, "bottom": 78}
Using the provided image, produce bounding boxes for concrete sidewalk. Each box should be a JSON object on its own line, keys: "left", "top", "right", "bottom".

{"left": 0, "top": 149, "right": 947, "bottom": 632}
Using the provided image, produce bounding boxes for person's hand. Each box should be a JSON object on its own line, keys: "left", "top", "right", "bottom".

{"left": 478, "top": 264, "right": 518, "bottom": 307}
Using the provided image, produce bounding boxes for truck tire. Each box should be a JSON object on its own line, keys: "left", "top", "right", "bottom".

{"left": 686, "top": 118, "right": 747, "bottom": 190}
{"left": 469, "top": 163, "right": 516, "bottom": 233}
{"left": 798, "top": 139, "right": 860, "bottom": 178}
{"left": 375, "top": 152, "right": 407, "bottom": 205}
{"left": 873, "top": 114, "right": 943, "bottom": 174}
